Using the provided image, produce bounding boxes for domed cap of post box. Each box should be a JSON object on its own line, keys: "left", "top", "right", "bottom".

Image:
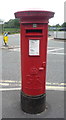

{"left": 14, "top": 10, "right": 55, "bottom": 23}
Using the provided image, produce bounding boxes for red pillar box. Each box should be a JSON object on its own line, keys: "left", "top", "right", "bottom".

{"left": 14, "top": 10, "right": 54, "bottom": 114}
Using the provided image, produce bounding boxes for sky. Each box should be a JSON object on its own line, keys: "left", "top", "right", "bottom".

{"left": 0, "top": 0, "right": 65, "bottom": 25}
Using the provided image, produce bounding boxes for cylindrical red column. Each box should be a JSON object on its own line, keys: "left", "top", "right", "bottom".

{"left": 14, "top": 10, "right": 55, "bottom": 114}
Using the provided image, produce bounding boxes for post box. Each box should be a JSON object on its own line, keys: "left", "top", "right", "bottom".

{"left": 14, "top": 10, "right": 54, "bottom": 114}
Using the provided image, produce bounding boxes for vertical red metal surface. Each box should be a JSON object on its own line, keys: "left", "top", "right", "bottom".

{"left": 20, "top": 23, "right": 48, "bottom": 96}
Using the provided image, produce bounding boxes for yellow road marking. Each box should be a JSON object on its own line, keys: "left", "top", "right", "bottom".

{"left": 0, "top": 80, "right": 66, "bottom": 85}
{"left": 46, "top": 86, "right": 66, "bottom": 91}
{"left": 0, "top": 80, "right": 19, "bottom": 83}
{"left": 0, "top": 86, "right": 66, "bottom": 91}
{"left": 60, "top": 83, "right": 66, "bottom": 85}
{"left": 0, "top": 80, "right": 66, "bottom": 91}
{"left": 0, "top": 88, "right": 21, "bottom": 91}
{"left": 0, "top": 83, "right": 9, "bottom": 86}
{"left": 46, "top": 82, "right": 66, "bottom": 86}
{"left": 0, "top": 80, "right": 66, "bottom": 86}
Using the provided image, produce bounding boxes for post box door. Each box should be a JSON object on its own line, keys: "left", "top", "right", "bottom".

{"left": 22, "top": 35, "right": 47, "bottom": 96}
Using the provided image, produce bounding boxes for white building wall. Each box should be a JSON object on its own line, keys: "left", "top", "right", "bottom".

{"left": 54, "top": 31, "right": 66, "bottom": 39}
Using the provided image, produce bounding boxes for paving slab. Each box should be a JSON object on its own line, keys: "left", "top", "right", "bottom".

{"left": 2, "top": 90, "right": 64, "bottom": 119}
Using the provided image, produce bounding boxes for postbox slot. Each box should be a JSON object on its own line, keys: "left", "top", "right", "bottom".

{"left": 26, "top": 29, "right": 42, "bottom": 33}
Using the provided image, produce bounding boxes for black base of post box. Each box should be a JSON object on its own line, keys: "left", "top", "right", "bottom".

{"left": 21, "top": 91, "right": 46, "bottom": 114}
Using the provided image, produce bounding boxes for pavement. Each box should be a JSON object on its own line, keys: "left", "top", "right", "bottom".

{"left": 0, "top": 34, "right": 65, "bottom": 119}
